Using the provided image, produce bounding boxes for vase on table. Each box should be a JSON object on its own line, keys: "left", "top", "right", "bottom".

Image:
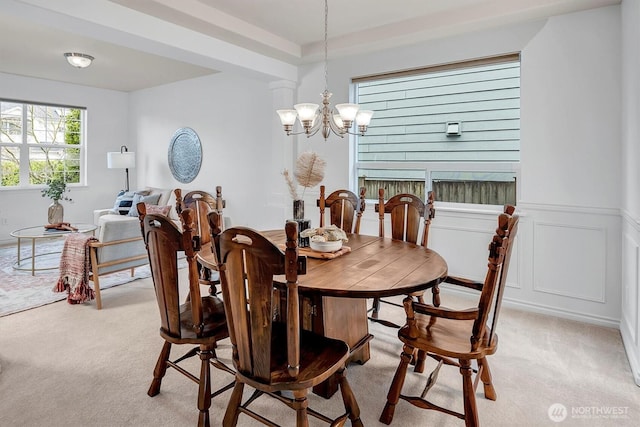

{"left": 48, "top": 200, "right": 64, "bottom": 224}
{"left": 291, "top": 200, "right": 310, "bottom": 247}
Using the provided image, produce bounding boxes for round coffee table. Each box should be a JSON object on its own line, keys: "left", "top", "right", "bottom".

{"left": 10, "top": 223, "right": 98, "bottom": 275}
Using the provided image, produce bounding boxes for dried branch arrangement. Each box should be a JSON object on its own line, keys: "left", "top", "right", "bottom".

{"left": 282, "top": 151, "right": 326, "bottom": 199}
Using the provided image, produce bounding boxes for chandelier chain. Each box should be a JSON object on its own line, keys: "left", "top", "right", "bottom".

{"left": 324, "top": 0, "right": 329, "bottom": 92}
{"left": 275, "top": 0, "right": 373, "bottom": 140}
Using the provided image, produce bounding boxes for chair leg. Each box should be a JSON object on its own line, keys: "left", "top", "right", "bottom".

{"left": 477, "top": 357, "right": 496, "bottom": 401}
{"left": 223, "top": 381, "right": 244, "bottom": 427}
{"left": 460, "top": 359, "right": 479, "bottom": 427}
{"left": 431, "top": 284, "right": 441, "bottom": 307}
{"left": 197, "top": 345, "right": 213, "bottom": 427}
{"left": 414, "top": 349, "right": 427, "bottom": 373}
{"left": 148, "top": 341, "right": 171, "bottom": 397}
{"left": 371, "top": 297, "right": 381, "bottom": 319}
{"left": 292, "top": 390, "right": 310, "bottom": 427}
{"left": 337, "top": 367, "right": 363, "bottom": 427}
{"left": 379, "top": 344, "right": 414, "bottom": 425}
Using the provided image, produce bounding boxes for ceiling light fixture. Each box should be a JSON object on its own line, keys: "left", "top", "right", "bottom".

{"left": 64, "top": 52, "right": 94, "bottom": 68}
{"left": 276, "top": 0, "right": 373, "bottom": 141}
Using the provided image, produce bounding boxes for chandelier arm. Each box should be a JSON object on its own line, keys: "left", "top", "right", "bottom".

{"left": 284, "top": 118, "right": 322, "bottom": 136}
{"left": 306, "top": 127, "right": 321, "bottom": 138}
{"left": 327, "top": 113, "right": 346, "bottom": 137}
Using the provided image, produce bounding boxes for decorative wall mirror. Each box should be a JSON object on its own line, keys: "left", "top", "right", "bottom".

{"left": 168, "top": 127, "right": 202, "bottom": 183}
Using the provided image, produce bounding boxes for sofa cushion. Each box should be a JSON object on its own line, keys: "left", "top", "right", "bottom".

{"left": 143, "top": 187, "right": 173, "bottom": 206}
{"left": 112, "top": 190, "right": 152, "bottom": 215}
{"left": 142, "top": 187, "right": 179, "bottom": 220}
{"left": 112, "top": 191, "right": 136, "bottom": 215}
{"left": 145, "top": 204, "right": 171, "bottom": 216}
{"left": 127, "top": 193, "right": 161, "bottom": 216}
{"left": 96, "top": 215, "right": 148, "bottom": 274}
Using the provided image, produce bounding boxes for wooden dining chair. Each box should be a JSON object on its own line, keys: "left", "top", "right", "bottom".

{"left": 317, "top": 185, "right": 366, "bottom": 234}
{"left": 175, "top": 187, "right": 225, "bottom": 295}
{"left": 370, "top": 189, "right": 436, "bottom": 328}
{"left": 216, "top": 221, "right": 363, "bottom": 427}
{"left": 379, "top": 205, "right": 519, "bottom": 427}
{"left": 137, "top": 203, "right": 234, "bottom": 427}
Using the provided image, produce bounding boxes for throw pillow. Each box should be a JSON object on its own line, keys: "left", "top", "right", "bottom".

{"left": 112, "top": 189, "right": 151, "bottom": 215}
{"left": 128, "top": 193, "right": 161, "bottom": 216}
{"left": 113, "top": 191, "right": 136, "bottom": 215}
{"left": 145, "top": 204, "right": 171, "bottom": 216}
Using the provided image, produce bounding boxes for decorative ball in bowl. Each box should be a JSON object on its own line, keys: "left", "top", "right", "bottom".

{"left": 309, "top": 238, "right": 343, "bottom": 253}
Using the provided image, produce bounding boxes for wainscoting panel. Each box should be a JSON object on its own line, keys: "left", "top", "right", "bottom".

{"left": 532, "top": 222, "right": 606, "bottom": 302}
{"left": 621, "top": 213, "right": 640, "bottom": 386}
{"left": 362, "top": 202, "right": 620, "bottom": 327}
{"left": 622, "top": 234, "right": 638, "bottom": 345}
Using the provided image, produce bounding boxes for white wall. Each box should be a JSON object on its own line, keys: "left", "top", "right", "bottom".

{"left": 128, "top": 72, "right": 289, "bottom": 231}
{"left": 0, "top": 72, "right": 129, "bottom": 244}
{"left": 292, "top": 6, "right": 622, "bottom": 328}
{"left": 620, "top": 0, "right": 640, "bottom": 386}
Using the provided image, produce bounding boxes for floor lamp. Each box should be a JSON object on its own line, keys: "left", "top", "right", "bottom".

{"left": 107, "top": 146, "right": 136, "bottom": 192}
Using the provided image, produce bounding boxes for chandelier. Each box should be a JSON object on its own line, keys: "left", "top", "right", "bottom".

{"left": 276, "top": 0, "right": 373, "bottom": 141}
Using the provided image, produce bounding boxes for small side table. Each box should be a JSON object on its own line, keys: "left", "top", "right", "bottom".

{"left": 10, "top": 223, "right": 98, "bottom": 276}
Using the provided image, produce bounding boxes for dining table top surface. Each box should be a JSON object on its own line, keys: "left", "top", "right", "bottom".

{"left": 198, "top": 230, "right": 448, "bottom": 299}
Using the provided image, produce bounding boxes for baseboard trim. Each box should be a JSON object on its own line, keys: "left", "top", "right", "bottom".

{"left": 500, "top": 297, "right": 619, "bottom": 329}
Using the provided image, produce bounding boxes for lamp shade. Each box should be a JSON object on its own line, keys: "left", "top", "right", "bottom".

{"left": 107, "top": 151, "right": 136, "bottom": 169}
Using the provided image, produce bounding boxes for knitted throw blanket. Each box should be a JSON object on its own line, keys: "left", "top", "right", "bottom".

{"left": 54, "top": 233, "right": 98, "bottom": 304}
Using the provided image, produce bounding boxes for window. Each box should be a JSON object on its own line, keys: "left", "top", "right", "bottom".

{"left": 0, "top": 99, "right": 85, "bottom": 188}
{"left": 354, "top": 54, "right": 520, "bottom": 206}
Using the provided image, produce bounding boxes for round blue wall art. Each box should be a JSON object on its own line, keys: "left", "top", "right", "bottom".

{"left": 168, "top": 127, "right": 202, "bottom": 183}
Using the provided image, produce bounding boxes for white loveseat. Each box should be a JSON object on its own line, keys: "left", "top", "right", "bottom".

{"left": 89, "top": 187, "right": 177, "bottom": 309}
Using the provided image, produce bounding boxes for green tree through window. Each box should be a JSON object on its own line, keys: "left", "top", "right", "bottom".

{"left": 1, "top": 100, "right": 84, "bottom": 187}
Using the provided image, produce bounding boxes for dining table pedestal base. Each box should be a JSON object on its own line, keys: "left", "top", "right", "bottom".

{"left": 302, "top": 294, "right": 373, "bottom": 398}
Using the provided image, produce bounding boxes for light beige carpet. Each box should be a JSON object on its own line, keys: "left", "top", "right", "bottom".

{"left": 0, "top": 270, "right": 638, "bottom": 426}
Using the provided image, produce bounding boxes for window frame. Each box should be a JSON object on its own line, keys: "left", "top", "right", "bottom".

{"left": 351, "top": 54, "right": 520, "bottom": 207}
{"left": 0, "top": 98, "right": 87, "bottom": 190}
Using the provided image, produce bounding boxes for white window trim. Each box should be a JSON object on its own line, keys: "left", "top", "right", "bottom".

{"left": 0, "top": 100, "right": 86, "bottom": 189}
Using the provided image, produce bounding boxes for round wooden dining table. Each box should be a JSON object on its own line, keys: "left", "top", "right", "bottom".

{"left": 261, "top": 231, "right": 448, "bottom": 298}
{"left": 197, "top": 230, "right": 448, "bottom": 397}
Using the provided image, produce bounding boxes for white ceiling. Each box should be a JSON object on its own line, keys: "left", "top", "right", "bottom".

{"left": 0, "top": 0, "right": 620, "bottom": 92}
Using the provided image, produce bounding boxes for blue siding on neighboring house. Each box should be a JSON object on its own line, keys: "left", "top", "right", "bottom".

{"left": 356, "top": 61, "right": 521, "bottom": 172}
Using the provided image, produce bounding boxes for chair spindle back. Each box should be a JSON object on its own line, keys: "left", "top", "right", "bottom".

{"left": 317, "top": 185, "right": 366, "bottom": 234}
{"left": 218, "top": 221, "right": 305, "bottom": 381}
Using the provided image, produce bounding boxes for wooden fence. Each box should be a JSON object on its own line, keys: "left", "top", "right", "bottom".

{"left": 357, "top": 178, "right": 516, "bottom": 206}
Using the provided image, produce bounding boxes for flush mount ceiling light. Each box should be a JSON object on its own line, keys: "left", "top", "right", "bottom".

{"left": 276, "top": 0, "right": 373, "bottom": 141}
{"left": 64, "top": 52, "right": 94, "bottom": 68}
